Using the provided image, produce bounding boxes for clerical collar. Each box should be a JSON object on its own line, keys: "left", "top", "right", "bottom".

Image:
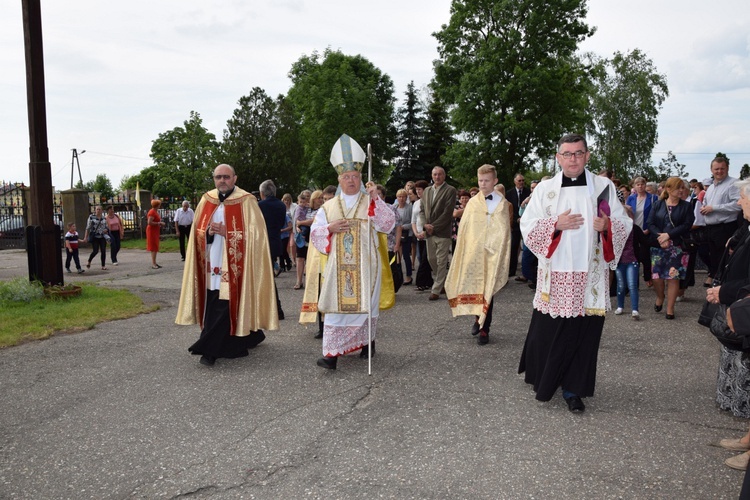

{"left": 485, "top": 194, "right": 493, "bottom": 200}
{"left": 218, "top": 187, "right": 235, "bottom": 202}
{"left": 561, "top": 174, "right": 587, "bottom": 187}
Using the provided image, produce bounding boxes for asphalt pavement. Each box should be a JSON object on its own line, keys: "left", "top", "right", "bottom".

{"left": 0, "top": 247, "right": 747, "bottom": 499}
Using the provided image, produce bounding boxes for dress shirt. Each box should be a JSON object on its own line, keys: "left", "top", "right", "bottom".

{"left": 484, "top": 193, "right": 500, "bottom": 214}
{"left": 705, "top": 176, "right": 741, "bottom": 225}
{"left": 174, "top": 208, "right": 195, "bottom": 225}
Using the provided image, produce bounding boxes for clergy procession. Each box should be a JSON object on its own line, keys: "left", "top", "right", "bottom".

{"left": 176, "top": 132, "right": 632, "bottom": 415}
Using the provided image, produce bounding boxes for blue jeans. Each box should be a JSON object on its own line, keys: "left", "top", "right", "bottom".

{"left": 615, "top": 262, "right": 640, "bottom": 311}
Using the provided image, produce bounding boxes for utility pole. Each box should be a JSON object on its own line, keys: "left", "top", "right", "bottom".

{"left": 70, "top": 148, "right": 85, "bottom": 188}
{"left": 23, "top": 0, "right": 63, "bottom": 285}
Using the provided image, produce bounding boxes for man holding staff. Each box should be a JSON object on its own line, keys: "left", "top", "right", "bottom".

{"left": 300, "top": 135, "right": 396, "bottom": 370}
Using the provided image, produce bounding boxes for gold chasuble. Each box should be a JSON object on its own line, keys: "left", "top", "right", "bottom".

{"left": 445, "top": 193, "right": 511, "bottom": 327}
{"left": 300, "top": 193, "right": 394, "bottom": 323}
{"left": 176, "top": 187, "right": 278, "bottom": 335}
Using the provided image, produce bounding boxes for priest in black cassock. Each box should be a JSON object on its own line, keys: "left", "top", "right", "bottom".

{"left": 518, "top": 134, "right": 632, "bottom": 413}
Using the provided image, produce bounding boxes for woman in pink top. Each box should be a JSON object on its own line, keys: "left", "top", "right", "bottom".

{"left": 106, "top": 206, "right": 125, "bottom": 265}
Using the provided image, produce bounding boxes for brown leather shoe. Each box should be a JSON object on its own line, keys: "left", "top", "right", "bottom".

{"left": 428, "top": 294, "right": 439, "bottom": 301}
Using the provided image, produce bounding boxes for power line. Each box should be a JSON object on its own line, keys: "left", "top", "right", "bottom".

{"left": 84, "top": 150, "right": 151, "bottom": 161}
{"left": 652, "top": 151, "right": 750, "bottom": 155}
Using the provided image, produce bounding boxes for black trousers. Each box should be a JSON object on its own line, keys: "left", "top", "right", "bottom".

{"left": 188, "top": 289, "right": 265, "bottom": 359}
{"left": 509, "top": 227, "right": 521, "bottom": 276}
{"left": 475, "top": 297, "right": 494, "bottom": 333}
{"left": 88, "top": 237, "right": 107, "bottom": 267}
{"left": 178, "top": 224, "right": 191, "bottom": 259}
{"left": 707, "top": 221, "right": 737, "bottom": 277}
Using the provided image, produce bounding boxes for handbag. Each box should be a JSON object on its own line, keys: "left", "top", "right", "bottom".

{"left": 710, "top": 304, "right": 750, "bottom": 352}
{"left": 294, "top": 231, "right": 306, "bottom": 249}
{"left": 390, "top": 251, "right": 403, "bottom": 293}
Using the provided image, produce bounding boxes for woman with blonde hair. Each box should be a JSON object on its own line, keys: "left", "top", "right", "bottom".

{"left": 146, "top": 199, "right": 166, "bottom": 269}
{"left": 294, "top": 190, "right": 323, "bottom": 289}
{"left": 646, "top": 177, "right": 694, "bottom": 319}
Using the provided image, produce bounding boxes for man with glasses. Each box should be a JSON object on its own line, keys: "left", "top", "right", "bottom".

{"left": 176, "top": 164, "right": 278, "bottom": 366}
{"left": 518, "top": 134, "right": 632, "bottom": 413}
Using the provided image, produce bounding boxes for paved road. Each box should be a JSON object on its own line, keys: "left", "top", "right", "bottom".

{"left": 0, "top": 248, "right": 746, "bottom": 498}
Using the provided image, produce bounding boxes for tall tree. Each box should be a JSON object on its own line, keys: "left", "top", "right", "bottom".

{"left": 389, "top": 81, "right": 426, "bottom": 192}
{"left": 418, "top": 88, "right": 453, "bottom": 182}
{"left": 221, "top": 87, "right": 278, "bottom": 192}
{"left": 287, "top": 49, "right": 397, "bottom": 187}
{"left": 270, "top": 95, "right": 306, "bottom": 196}
{"left": 125, "top": 111, "right": 219, "bottom": 201}
{"left": 654, "top": 151, "right": 687, "bottom": 182}
{"left": 588, "top": 49, "right": 669, "bottom": 181}
{"left": 433, "top": 0, "right": 593, "bottom": 185}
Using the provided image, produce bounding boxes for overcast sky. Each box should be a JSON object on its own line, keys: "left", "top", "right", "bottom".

{"left": 1, "top": 0, "right": 748, "bottom": 189}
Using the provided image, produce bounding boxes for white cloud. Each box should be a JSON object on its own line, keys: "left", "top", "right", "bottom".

{"left": 1, "top": 0, "right": 749, "bottom": 187}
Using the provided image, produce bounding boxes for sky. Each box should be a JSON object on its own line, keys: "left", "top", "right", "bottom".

{"left": 1, "top": 0, "right": 749, "bottom": 190}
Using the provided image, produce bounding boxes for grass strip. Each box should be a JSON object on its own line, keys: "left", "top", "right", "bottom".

{"left": 0, "top": 283, "right": 158, "bottom": 348}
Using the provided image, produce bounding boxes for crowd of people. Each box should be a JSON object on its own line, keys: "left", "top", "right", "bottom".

{"left": 159, "top": 133, "right": 750, "bottom": 490}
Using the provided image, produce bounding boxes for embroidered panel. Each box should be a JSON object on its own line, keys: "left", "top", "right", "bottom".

{"left": 337, "top": 222, "right": 362, "bottom": 311}
{"left": 448, "top": 294, "right": 485, "bottom": 308}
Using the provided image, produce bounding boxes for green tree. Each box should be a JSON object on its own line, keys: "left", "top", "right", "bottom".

{"left": 222, "top": 90, "right": 305, "bottom": 196}
{"left": 389, "top": 81, "right": 427, "bottom": 192}
{"left": 418, "top": 88, "right": 453, "bottom": 182}
{"left": 740, "top": 164, "right": 750, "bottom": 180}
{"left": 222, "top": 88, "right": 277, "bottom": 192}
{"left": 287, "top": 48, "right": 397, "bottom": 187}
{"left": 433, "top": 0, "right": 593, "bottom": 186}
{"left": 654, "top": 151, "right": 687, "bottom": 182}
{"left": 79, "top": 173, "right": 115, "bottom": 200}
{"left": 270, "top": 95, "right": 306, "bottom": 196}
{"left": 126, "top": 111, "right": 219, "bottom": 202}
{"left": 588, "top": 49, "right": 669, "bottom": 181}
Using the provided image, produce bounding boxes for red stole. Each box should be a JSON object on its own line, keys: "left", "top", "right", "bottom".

{"left": 193, "top": 199, "right": 246, "bottom": 335}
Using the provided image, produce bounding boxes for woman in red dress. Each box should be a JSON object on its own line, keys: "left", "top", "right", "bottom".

{"left": 147, "top": 199, "right": 165, "bottom": 269}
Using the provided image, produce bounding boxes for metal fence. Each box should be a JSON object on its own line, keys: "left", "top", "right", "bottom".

{"left": 0, "top": 183, "right": 29, "bottom": 250}
{"left": 0, "top": 186, "right": 188, "bottom": 249}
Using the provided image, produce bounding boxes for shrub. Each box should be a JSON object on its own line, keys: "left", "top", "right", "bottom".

{"left": 0, "top": 277, "right": 45, "bottom": 304}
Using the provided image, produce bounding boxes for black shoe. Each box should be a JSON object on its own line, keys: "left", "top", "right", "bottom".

{"left": 199, "top": 355, "right": 216, "bottom": 366}
{"left": 478, "top": 330, "right": 489, "bottom": 345}
{"left": 471, "top": 320, "right": 480, "bottom": 336}
{"left": 360, "top": 342, "right": 375, "bottom": 358}
{"left": 247, "top": 330, "right": 266, "bottom": 349}
{"left": 278, "top": 309, "right": 285, "bottom": 320}
{"left": 314, "top": 330, "right": 324, "bottom": 339}
{"left": 528, "top": 282, "right": 536, "bottom": 290}
{"left": 666, "top": 313, "right": 675, "bottom": 320}
{"left": 317, "top": 356, "right": 337, "bottom": 370}
{"left": 654, "top": 303, "right": 663, "bottom": 312}
{"left": 564, "top": 395, "right": 585, "bottom": 413}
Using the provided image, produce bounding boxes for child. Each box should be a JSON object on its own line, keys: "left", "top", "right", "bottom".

{"left": 445, "top": 164, "right": 512, "bottom": 345}
{"left": 614, "top": 206, "right": 646, "bottom": 319}
{"left": 65, "top": 222, "right": 85, "bottom": 274}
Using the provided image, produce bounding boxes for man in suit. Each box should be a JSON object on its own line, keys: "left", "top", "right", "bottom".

{"left": 505, "top": 173, "right": 531, "bottom": 278}
{"left": 258, "top": 179, "right": 287, "bottom": 320}
{"left": 420, "top": 166, "right": 457, "bottom": 301}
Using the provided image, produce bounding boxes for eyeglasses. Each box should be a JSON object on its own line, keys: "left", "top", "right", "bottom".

{"left": 340, "top": 173, "right": 360, "bottom": 181}
{"left": 557, "top": 151, "right": 587, "bottom": 160}
{"left": 214, "top": 174, "right": 233, "bottom": 180}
